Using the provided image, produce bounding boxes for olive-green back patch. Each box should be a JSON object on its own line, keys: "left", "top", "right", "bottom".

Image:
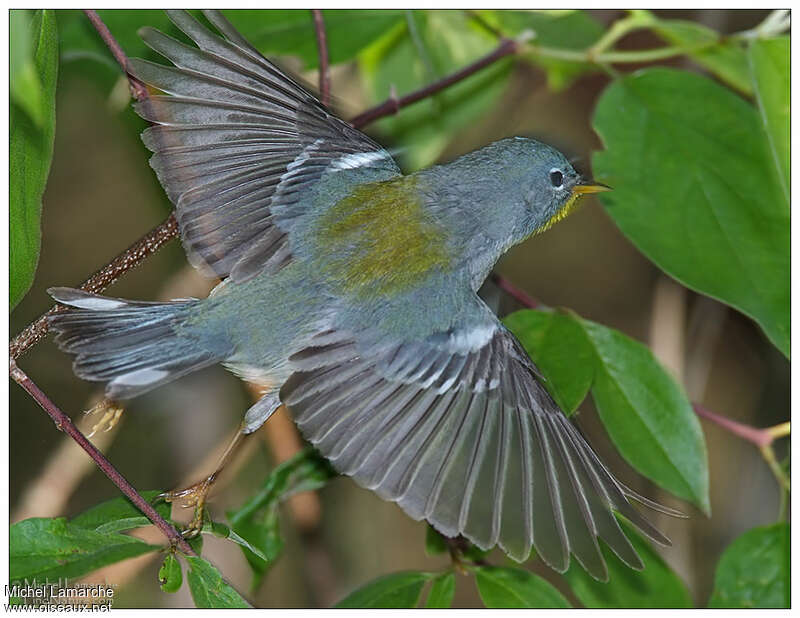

{"left": 316, "top": 176, "right": 452, "bottom": 298}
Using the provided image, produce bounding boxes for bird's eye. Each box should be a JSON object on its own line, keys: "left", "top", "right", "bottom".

{"left": 549, "top": 169, "right": 564, "bottom": 188}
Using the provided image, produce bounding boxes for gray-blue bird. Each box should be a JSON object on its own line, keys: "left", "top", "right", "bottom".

{"left": 49, "top": 9, "right": 678, "bottom": 581}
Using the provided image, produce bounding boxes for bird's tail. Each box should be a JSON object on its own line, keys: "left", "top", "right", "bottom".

{"left": 48, "top": 287, "right": 231, "bottom": 399}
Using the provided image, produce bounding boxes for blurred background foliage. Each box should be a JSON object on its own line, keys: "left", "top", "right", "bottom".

{"left": 10, "top": 8, "right": 789, "bottom": 608}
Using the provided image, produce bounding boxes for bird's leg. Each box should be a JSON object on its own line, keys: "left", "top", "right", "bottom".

{"left": 84, "top": 398, "right": 125, "bottom": 438}
{"left": 159, "top": 427, "right": 247, "bottom": 537}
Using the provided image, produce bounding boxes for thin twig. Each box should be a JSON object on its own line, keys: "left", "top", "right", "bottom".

{"left": 310, "top": 10, "right": 331, "bottom": 107}
{"left": 9, "top": 214, "right": 179, "bottom": 360}
{"left": 350, "top": 35, "right": 523, "bottom": 128}
{"left": 83, "top": 10, "right": 149, "bottom": 101}
{"left": 9, "top": 360, "right": 196, "bottom": 556}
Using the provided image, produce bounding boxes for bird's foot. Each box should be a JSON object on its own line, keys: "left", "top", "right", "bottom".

{"left": 159, "top": 473, "right": 217, "bottom": 538}
{"left": 84, "top": 399, "right": 124, "bottom": 438}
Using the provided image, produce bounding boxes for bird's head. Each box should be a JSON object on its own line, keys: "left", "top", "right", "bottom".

{"left": 476, "top": 137, "right": 611, "bottom": 240}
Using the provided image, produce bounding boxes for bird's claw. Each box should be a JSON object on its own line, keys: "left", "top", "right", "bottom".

{"left": 84, "top": 399, "right": 124, "bottom": 438}
{"left": 159, "top": 475, "right": 217, "bottom": 538}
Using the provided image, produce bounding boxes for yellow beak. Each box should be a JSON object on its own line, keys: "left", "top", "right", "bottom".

{"left": 570, "top": 182, "right": 612, "bottom": 197}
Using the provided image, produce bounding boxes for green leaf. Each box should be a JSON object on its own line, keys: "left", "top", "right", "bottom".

{"left": 227, "top": 448, "right": 335, "bottom": 585}
{"left": 709, "top": 523, "right": 789, "bottom": 608}
{"left": 474, "top": 566, "right": 570, "bottom": 608}
{"left": 335, "top": 571, "right": 433, "bottom": 608}
{"left": 748, "top": 36, "right": 789, "bottom": 202}
{"left": 10, "top": 10, "right": 45, "bottom": 127}
{"left": 491, "top": 10, "right": 604, "bottom": 90}
{"left": 229, "top": 448, "right": 336, "bottom": 525}
{"left": 359, "top": 11, "right": 511, "bottom": 170}
{"left": 10, "top": 9, "right": 58, "bottom": 309}
{"left": 425, "top": 524, "right": 448, "bottom": 556}
{"left": 652, "top": 17, "right": 752, "bottom": 95}
{"left": 70, "top": 490, "right": 171, "bottom": 534}
{"left": 505, "top": 308, "right": 710, "bottom": 513}
{"left": 564, "top": 519, "right": 692, "bottom": 608}
{"left": 503, "top": 309, "right": 592, "bottom": 414}
{"left": 227, "top": 507, "right": 283, "bottom": 584}
{"left": 10, "top": 517, "right": 161, "bottom": 582}
{"left": 203, "top": 520, "right": 268, "bottom": 563}
{"left": 593, "top": 68, "right": 789, "bottom": 358}
{"left": 185, "top": 555, "right": 250, "bottom": 608}
{"left": 424, "top": 572, "right": 456, "bottom": 608}
{"left": 158, "top": 553, "right": 183, "bottom": 594}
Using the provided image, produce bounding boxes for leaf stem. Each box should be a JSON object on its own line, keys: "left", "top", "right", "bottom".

{"left": 9, "top": 360, "right": 196, "bottom": 556}
{"left": 586, "top": 10, "right": 655, "bottom": 58}
{"left": 691, "top": 403, "right": 774, "bottom": 448}
{"left": 760, "top": 443, "right": 791, "bottom": 492}
{"left": 310, "top": 9, "right": 331, "bottom": 107}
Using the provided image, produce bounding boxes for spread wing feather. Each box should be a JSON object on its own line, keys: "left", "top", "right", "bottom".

{"left": 129, "top": 9, "right": 398, "bottom": 281}
{"left": 280, "top": 323, "right": 680, "bottom": 580}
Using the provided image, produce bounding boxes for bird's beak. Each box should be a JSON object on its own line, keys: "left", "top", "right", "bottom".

{"left": 571, "top": 181, "right": 612, "bottom": 197}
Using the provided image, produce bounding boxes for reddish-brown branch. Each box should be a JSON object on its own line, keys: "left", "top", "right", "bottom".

{"left": 311, "top": 9, "right": 331, "bottom": 107}
{"left": 9, "top": 360, "right": 196, "bottom": 556}
{"left": 350, "top": 36, "right": 520, "bottom": 128}
{"left": 83, "top": 10, "right": 149, "bottom": 101}
{"left": 692, "top": 403, "right": 773, "bottom": 448}
{"left": 490, "top": 273, "right": 540, "bottom": 309}
{"left": 9, "top": 214, "right": 178, "bottom": 360}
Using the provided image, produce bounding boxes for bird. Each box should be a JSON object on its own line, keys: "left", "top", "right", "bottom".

{"left": 48, "top": 9, "right": 679, "bottom": 581}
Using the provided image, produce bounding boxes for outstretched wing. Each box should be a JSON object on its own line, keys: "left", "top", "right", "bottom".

{"left": 129, "top": 9, "right": 399, "bottom": 282}
{"left": 280, "top": 310, "right": 679, "bottom": 581}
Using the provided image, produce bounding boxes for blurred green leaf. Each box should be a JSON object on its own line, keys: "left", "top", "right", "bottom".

{"left": 593, "top": 68, "right": 789, "bottom": 358}
{"left": 709, "top": 523, "right": 789, "bottom": 608}
{"left": 424, "top": 572, "right": 456, "bottom": 608}
{"left": 425, "top": 524, "right": 448, "bottom": 556}
{"left": 227, "top": 448, "right": 335, "bottom": 585}
{"left": 59, "top": 10, "right": 174, "bottom": 65}
{"left": 335, "top": 571, "right": 432, "bottom": 608}
{"left": 10, "top": 10, "right": 45, "bottom": 127}
{"left": 10, "top": 517, "right": 161, "bottom": 582}
{"left": 10, "top": 9, "right": 58, "bottom": 310}
{"left": 58, "top": 10, "right": 402, "bottom": 96}
{"left": 749, "top": 36, "right": 789, "bottom": 201}
{"left": 185, "top": 555, "right": 250, "bottom": 608}
{"left": 70, "top": 490, "right": 170, "bottom": 534}
{"left": 474, "top": 566, "right": 570, "bottom": 608}
{"left": 228, "top": 508, "right": 283, "bottom": 587}
{"left": 490, "top": 10, "right": 603, "bottom": 90}
{"left": 505, "top": 308, "right": 710, "bottom": 513}
{"left": 359, "top": 10, "right": 511, "bottom": 170}
{"left": 222, "top": 9, "right": 405, "bottom": 70}
{"left": 652, "top": 17, "right": 752, "bottom": 94}
{"left": 565, "top": 519, "right": 692, "bottom": 608}
{"left": 158, "top": 553, "right": 183, "bottom": 594}
{"left": 203, "top": 520, "right": 268, "bottom": 563}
